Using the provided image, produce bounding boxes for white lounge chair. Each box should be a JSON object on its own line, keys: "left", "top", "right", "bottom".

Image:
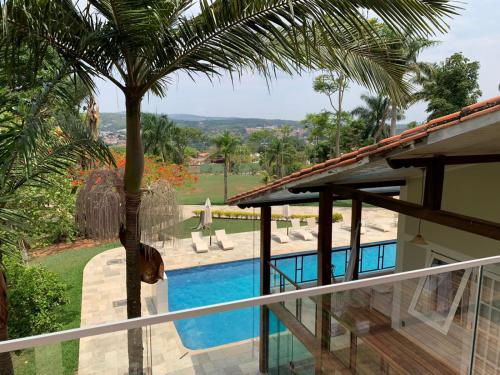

{"left": 341, "top": 223, "right": 366, "bottom": 235}
{"left": 270, "top": 221, "right": 289, "bottom": 243}
{"left": 191, "top": 232, "right": 209, "bottom": 253}
{"left": 290, "top": 219, "right": 313, "bottom": 241}
{"left": 215, "top": 229, "right": 234, "bottom": 250}
{"left": 306, "top": 217, "right": 318, "bottom": 237}
{"left": 366, "top": 222, "right": 391, "bottom": 233}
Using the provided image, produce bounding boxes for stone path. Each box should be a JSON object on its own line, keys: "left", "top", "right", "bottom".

{"left": 78, "top": 207, "right": 398, "bottom": 374}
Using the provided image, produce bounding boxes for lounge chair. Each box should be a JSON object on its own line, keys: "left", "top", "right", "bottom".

{"left": 191, "top": 232, "right": 209, "bottom": 253}
{"left": 341, "top": 223, "right": 366, "bottom": 235}
{"left": 215, "top": 229, "right": 234, "bottom": 250}
{"left": 306, "top": 217, "right": 318, "bottom": 237}
{"left": 290, "top": 219, "right": 313, "bottom": 241}
{"left": 270, "top": 221, "right": 289, "bottom": 243}
{"left": 366, "top": 222, "right": 391, "bottom": 233}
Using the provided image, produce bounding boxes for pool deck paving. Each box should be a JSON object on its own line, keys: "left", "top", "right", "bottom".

{"left": 78, "top": 206, "right": 397, "bottom": 374}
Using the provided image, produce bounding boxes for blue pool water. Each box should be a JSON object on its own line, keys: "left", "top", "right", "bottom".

{"left": 167, "top": 242, "right": 396, "bottom": 350}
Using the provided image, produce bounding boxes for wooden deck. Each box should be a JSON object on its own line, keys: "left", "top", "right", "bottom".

{"left": 271, "top": 285, "right": 474, "bottom": 374}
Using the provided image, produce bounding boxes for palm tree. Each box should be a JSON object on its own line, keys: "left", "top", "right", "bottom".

{"left": 0, "top": 63, "right": 113, "bottom": 374}
{"left": 142, "top": 114, "right": 179, "bottom": 163}
{"left": 2, "top": 1, "right": 457, "bottom": 372}
{"left": 213, "top": 131, "right": 241, "bottom": 202}
{"left": 352, "top": 93, "right": 404, "bottom": 141}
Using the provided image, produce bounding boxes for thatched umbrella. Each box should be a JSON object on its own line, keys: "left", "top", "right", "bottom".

{"left": 76, "top": 169, "right": 180, "bottom": 283}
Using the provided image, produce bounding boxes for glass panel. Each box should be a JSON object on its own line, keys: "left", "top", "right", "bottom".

{"left": 268, "top": 311, "right": 315, "bottom": 374}
{"left": 473, "top": 265, "right": 500, "bottom": 375}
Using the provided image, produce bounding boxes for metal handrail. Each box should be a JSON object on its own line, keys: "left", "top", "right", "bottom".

{"left": 271, "top": 239, "right": 397, "bottom": 284}
{"left": 1, "top": 252, "right": 500, "bottom": 353}
{"left": 269, "top": 261, "right": 302, "bottom": 290}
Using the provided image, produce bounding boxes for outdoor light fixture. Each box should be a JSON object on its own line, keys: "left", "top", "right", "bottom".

{"left": 410, "top": 169, "right": 428, "bottom": 246}
{"left": 410, "top": 221, "right": 428, "bottom": 245}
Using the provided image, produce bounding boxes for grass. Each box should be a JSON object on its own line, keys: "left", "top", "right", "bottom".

{"left": 177, "top": 174, "right": 262, "bottom": 205}
{"left": 13, "top": 241, "right": 120, "bottom": 375}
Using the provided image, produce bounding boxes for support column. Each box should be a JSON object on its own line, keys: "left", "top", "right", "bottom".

{"left": 350, "top": 198, "right": 362, "bottom": 281}
{"left": 260, "top": 205, "right": 271, "bottom": 374}
{"left": 316, "top": 190, "right": 334, "bottom": 374}
{"left": 349, "top": 198, "right": 362, "bottom": 372}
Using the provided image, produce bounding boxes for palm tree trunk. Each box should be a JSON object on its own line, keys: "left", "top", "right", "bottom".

{"left": 124, "top": 93, "right": 144, "bottom": 375}
{"left": 390, "top": 103, "right": 398, "bottom": 136}
{"left": 223, "top": 161, "right": 228, "bottom": 202}
{"left": 0, "top": 270, "right": 13, "bottom": 375}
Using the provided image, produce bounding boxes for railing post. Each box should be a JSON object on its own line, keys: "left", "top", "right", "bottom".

{"left": 260, "top": 205, "right": 271, "bottom": 374}
{"left": 469, "top": 265, "right": 484, "bottom": 375}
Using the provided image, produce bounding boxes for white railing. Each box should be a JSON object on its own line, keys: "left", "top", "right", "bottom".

{"left": 1, "top": 253, "right": 500, "bottom": 353}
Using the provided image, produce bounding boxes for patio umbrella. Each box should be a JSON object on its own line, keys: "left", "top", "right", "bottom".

{"left": 282, "top": 204, "right": 291, "bottom": 234}
{"left": 203, "top": 198, "right": 213, "bottom": 244}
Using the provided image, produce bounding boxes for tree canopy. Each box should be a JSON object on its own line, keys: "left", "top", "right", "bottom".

{"left": 416, "top": 52, "right": 482, "bottom": 120}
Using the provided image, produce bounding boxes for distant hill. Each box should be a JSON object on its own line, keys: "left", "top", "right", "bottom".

{"left": 100, "top": 112, "right": 301, "bottom": 135}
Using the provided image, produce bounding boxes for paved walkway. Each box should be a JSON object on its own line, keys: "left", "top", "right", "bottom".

{"left": 78, "top": 207, "right": 398, "bottom": 374}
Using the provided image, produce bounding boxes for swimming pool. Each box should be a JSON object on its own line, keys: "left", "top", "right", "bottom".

{"left": 167, "top": 241, "right": 396, "bottom": 350}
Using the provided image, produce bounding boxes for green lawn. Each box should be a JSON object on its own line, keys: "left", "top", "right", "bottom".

{"left": 13, "top": 242, "right": 120, "bottom": 375}
{"left": 177, "top": 174, "right": 262, "bottom": 205}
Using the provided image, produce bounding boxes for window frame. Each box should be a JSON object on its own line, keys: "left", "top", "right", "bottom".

{"left": 408, "top": 252, "right": 472, "bottom": 335}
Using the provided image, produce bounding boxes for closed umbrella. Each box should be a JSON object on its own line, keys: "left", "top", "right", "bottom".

{"left": 203, "top": 198, "right": 213, "bottom": 244}
{"left": 283, "top": 204, "right": 291, "bottom": 234}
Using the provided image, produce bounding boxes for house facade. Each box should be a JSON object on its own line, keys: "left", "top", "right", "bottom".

{"left": 228, "top": 96, "right": 500, "bottom": 374}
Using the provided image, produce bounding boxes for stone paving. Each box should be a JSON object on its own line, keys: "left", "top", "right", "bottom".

{"left": 78, "top": 206, "right": 398, "bottom": 374}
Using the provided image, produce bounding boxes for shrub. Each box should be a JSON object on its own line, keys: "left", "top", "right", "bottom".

{"left": 192, "top": 209, "right": 343, "bottom": 223}
{"left": 9, "top": 173, "right": 77, "bottom": 247}
{"left": 5, "top": 258, "right": 68, "bottom": 339}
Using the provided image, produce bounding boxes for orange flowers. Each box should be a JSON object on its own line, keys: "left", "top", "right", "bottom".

{"left": 70, "top": 150, "right": 196, "bottom": 188}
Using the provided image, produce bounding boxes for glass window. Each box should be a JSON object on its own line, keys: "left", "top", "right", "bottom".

{"left": 408, "top": 253, "right": 472, "bottom": 334}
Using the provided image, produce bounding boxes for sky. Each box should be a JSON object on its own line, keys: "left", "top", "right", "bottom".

{"left": 95, "top": 0, "right": 500, "bottom": 123}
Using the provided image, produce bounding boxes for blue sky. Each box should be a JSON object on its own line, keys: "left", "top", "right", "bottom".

{"left": 95, "top": 1, "right": 500, "bottom": 122}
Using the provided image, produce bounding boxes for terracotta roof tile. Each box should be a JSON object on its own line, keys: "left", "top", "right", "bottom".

{"left": 227, "top": 96, "right": 500, "bottom": 204}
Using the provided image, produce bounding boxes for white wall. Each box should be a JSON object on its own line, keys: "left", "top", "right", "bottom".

{"left": 397, "top": 162, "right": 500, "bottom": 270}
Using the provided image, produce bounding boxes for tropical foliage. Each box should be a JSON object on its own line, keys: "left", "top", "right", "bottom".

{"left": 352, "top": 94, "right": 404, "bottom": 141}
{"left": 5, "top": 257, "right": 67, "bottom": 340}
{"left": 415, "top": 53, "right": 482, "bottom": 120}
{"left": 212, "top": 131, "right": 241, "bottom": 202}
{"left": 142, "top": 114, "right": 203, "bottom": 164}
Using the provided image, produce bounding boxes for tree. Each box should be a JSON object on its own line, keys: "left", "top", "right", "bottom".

{"left": 313, "top": 73, "right": 348, "bottom": 157}
{"left": 3, "top": 1, "right": 457, "bottom": 372}
{"left": 260, "top": 126, "right": 304, "bottom": 178}
{"left": 213, "top": 131, "right": 241, "bottom": 202}
{"left": 352, "top": 94, "right": 404, "bottom": 141}
{"left": 0, "top": 61, "right": 113, "bottom": 374}
{"left": 142, "top": 114, "right": 202, "bottom": 164}
{"left": 416, "top": 53, "right": 482, "bottom": 120}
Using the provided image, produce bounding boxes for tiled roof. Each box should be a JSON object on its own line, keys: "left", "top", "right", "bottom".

{"left": 227, "top": 96, "right": 500, "bottom": 205}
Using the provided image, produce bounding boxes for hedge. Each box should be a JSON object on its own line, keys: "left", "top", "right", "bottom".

{"left": 192, "top": 209, "right": 343, "bottom": 223}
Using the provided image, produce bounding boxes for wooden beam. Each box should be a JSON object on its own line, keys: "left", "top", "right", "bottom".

{"left": 237, "top": 197, "right": 319, "bottom": 208}
{"left": 259, "top": 206, "right": 271, "bottom": 374}
{"left": 316, "top": 190, "right": 334, "bottom": 374}
{"left": 330, "top": 185, "right": 500, "bottom": 241}
{"left": 317, "top": 190, "right": 334, "bottom": 286}
{"left": 290, "top": 180, "right": 405, "bottom": 194}
{"left": 269, "top": 304, "right": 353, "bottom": 375}
{"left": 423, "top": 159, "right": 444, "bottom": 210}
{"left": 388, "top": 154, "right": 500, "bottom": 169}
{"left": 350, "top": 198, "right": 362, "bottom": 281}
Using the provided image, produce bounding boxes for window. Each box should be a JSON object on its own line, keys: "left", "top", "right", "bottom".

{"left": 408, "top": 253, "right": 472, "bottom": 335}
